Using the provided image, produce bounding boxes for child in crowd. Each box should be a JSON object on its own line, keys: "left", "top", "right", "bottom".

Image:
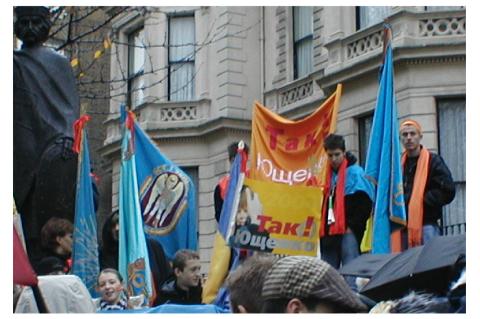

{"left": 95, "top": 268, "right": 129, "bottom": 311}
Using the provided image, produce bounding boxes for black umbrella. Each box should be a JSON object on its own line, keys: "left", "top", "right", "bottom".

{"left": 339, "top": 253, "right": 397, "bottom": 278}
{"left": 360, "top": 234, "right": 465, "bottom": 302}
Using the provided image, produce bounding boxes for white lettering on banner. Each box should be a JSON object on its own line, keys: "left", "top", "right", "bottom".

{"left": 256, "top": 152, "right": 317, "bottom": 185}
{"left": 230, "top": 228, "right": 315, "bottom": 253}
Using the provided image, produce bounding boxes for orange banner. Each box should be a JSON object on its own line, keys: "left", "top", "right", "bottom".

{"left": 250, "top": 84, "right": 342, "bottom": 187}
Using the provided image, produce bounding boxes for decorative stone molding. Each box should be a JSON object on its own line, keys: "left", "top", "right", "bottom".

{"left": 161, "top": 105, "right": 198, "bottom": 121}
{"left": 272, "top": 7, "right": 288, "bottom": 86}
{"left": 280, "top": 80, "right": 313, "bottom": 107}
{"left": 322, "top": 9, "right": 465, "bottom": 80}
{"left": 346, "top": 30, "right": 383, "bottom": 59}
{"left": 419, "top": 16, "right": 465, "bottom": 37}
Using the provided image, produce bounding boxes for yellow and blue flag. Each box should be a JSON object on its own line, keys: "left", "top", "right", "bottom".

{"left": 365, "top": 25, "right": 406, "bottom": 254}
{"left": 118, "top": 111, "right": 153, "bottom": 303}
{"left": 71, "top": 115, "right": 100, "bottom": 296}
{"left": 202, "top": 144, "right": 247, "bottom": 305}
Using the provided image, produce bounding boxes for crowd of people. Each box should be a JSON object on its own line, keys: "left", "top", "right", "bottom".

{"left": 14, "top": 122, "right": 464, "bottom": 313}
{"left": 13, "top": 7, "right": 463, "bottom": 314}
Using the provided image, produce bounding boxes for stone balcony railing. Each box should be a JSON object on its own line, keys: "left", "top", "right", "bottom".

{"left": 103, "top": 99, "right": 211, "bottom": 148}
{"left": 135, "top": 98, "right": 211, "bottom": 126}
{"left": 264, "top": 76, "right": 324, "bottom": 113}
{"left": 323, "top": 9, "right": 465, "bottom": 80}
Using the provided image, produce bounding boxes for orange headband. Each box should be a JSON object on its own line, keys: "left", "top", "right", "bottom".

{"left": 400, "top": 119, "right": 422, "bottom": 134}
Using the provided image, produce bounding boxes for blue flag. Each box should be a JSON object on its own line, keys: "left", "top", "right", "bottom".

{"left": 118, "top": 114, "right": 153, "bottom": 302}
{"left": 133, "top": 121, "right": 198, "bottom": 260}
{"left": 365, "top": 26, "right": 407, "bottom": 254}
{"left": 71, "top": 121, "right": 100, "bottom": 297}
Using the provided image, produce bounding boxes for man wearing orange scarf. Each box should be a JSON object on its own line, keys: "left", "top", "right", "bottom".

{"left": 320, "top": 134, "right": 374, "bottom": 290}
{"left": 398, "top": 119, "right": 455, "bottom": 251}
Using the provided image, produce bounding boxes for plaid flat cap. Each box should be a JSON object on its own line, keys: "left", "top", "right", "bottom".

{"left": 262, "top": 256, "right": 367, "bottom": 312}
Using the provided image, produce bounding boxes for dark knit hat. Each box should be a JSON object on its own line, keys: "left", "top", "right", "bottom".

{"left": 262, "top": 256, "right": 367, "bottom": 312}
{"left": 14, "top": 6, "right": 50, "bottom": 19}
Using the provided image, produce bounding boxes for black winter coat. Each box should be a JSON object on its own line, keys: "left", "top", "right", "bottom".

{"left": 403, "top": 149, "right": 456, "bottom": 225}
{"left": 157, "top": 277, "right": 203, "bottom": 305}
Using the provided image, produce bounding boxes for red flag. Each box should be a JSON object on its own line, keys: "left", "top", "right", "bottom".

{"left": 13, "top": 226, "right": 38, "bottom": 286}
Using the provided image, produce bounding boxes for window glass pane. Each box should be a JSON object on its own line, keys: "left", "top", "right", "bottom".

{"left": 169, "top": 16, "right": 195, "bottom": 62}
{"left": 131, "top": 76, "right": 144, "bottom": 108}
{"left": 170, "top": 62, "right": 195, "bottom": 101}
{"left": 128, "top": 28, "right": 145, "bottom": 75}
{"left": 169, "top": 15, "right": 195, "bottom": 101}
{"left": 293, "top": 7, "right": 313, "bottom": 41}
{"left": 293, "top": 7, "right": 313, "bottom": 79}
{"left": 358, "top": 114, "right": 373, "bottom": 167}
{"left": 128, "top": 27, "right": 145, "bottom": 108}
{"left": 437, "top": 98, "right": 466, "bottom": 235}
{"left": 295, "top": 40, "right": 312, "bottom": 78}
{"left": 358, "top": 6, "right": 393, "bottom": 29}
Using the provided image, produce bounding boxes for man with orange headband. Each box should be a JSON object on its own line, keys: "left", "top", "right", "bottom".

{"left": 399, "top": 119, "right": 455, "bottom": 250}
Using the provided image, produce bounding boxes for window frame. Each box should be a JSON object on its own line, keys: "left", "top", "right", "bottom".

{"left": 167, "top": 14, "right": 196, "bottom": 102}
{"left": 292, "top": 6, "right": 313, "bottom": 80}
{"left": 127, "top": 26, "right": 145, "bottom": 108}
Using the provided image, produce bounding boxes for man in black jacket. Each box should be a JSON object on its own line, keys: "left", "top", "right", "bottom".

{"left": 158, "top": 249, "right": 203, "bottom": 305}
{"left": 399, "top": 119, "right": 455, "bottom": 248}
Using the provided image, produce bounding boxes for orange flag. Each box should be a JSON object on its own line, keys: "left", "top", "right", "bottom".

{"left": 250, "top": 84, "right": 342, "bottom": 187}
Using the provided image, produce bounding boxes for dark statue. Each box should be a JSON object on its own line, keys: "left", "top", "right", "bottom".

{"left": 13, "top": 6, "right": 79, "bottom": 262}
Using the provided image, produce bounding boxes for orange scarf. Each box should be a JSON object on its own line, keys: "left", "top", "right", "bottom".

{"left": 391, "top": 147, "right": 430, "bottom": 252}
{"left": 320, "top": 159, "right": 347, "bottom": 237}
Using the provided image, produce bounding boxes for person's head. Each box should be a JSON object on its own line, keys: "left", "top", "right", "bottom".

{"left": 261, "top": 256, "right": 367, "bottom": 313}
{"left": 172, "top": 249, "right": 201, "bottom": 291}
{"left": 228, "top": 141, "right": 249, "bottom": 163}
{"left": 40, "top": 217, "right": 74, "bottom": 256}
{"left": 323, "top": 134, "right": 346, "bottom": 170}
{"left": 14, "top": 6, "right": 52, "bottom": 47}
{"left": 97, "top": 268, "right": 125, "bottom": 305}
{"left": 235, "top": 210, "right": 250, "bottom": 226}
{"left": 226, "top": 253, "right": 278, "bottom": 313}
{"left": 400, "top": 119, "right": 423, "bottom": 156}
{"left": 102, "top": 212, "right": 119, "bottom": 251}
{"left": 36, "top": 256, "right": 67, "bottom": 275}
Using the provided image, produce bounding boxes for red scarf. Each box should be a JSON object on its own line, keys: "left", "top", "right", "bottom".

{"left": 320, "top": 159, "right": 347, "bottom": 237}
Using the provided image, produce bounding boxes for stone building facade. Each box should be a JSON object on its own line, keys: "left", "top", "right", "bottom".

{"left": 101, "top": 6, "right": 466, "bottom": 274}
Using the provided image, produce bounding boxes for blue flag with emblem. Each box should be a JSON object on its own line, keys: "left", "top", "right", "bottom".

{"left": 119, "top": 107, "right": 197, "bottom": 260}
{"left": 71, "top": 116, "right": 100, "bottom": 297}
{"left": 365, "top": 25, "right": 407, "bottom": 254}
{"left": 118, "top": 111, "right": 153, "bottom": 303}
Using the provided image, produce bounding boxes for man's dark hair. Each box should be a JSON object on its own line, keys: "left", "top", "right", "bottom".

{"left": 40, "top": 217, "right": 74, "bottom": 251}
{"left": 323, "top": 134, "right": 345, "bottom": 152}
{"left": 228, "top": 141, "right": 249, "bottom": 162}
{"left": 172, "top": 249, "right": 199, "bottom": 271}
{"left": 226, "top": 254, "right": 277, "bottom": 313}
